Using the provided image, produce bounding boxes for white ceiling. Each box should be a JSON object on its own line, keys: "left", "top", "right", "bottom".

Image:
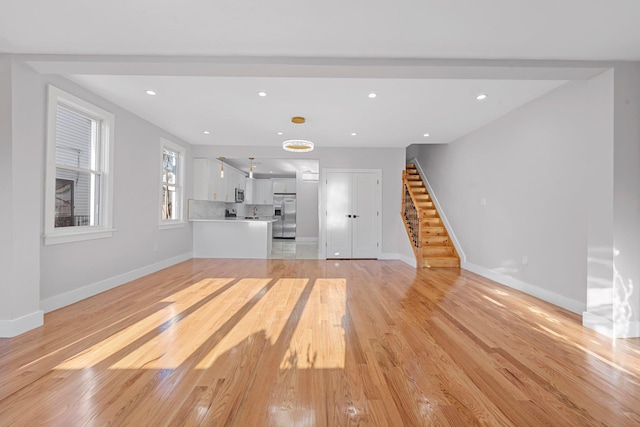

{"left": 2, "top": 1, "right": 640, "bottom": 60}
{"left": 2, "top": 1, "right": 638, "bottom": 150}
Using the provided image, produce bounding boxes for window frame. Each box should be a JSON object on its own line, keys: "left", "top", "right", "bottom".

{"left": 159, "top": 137, "right": 186, "bottom": 229}
{"left": 44, "top": 85, "right": 115, "bottom": 245}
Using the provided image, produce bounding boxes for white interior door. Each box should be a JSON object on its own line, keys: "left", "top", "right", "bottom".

{"left": 352, "top": 172, "right": 379, "bottom": 258}
{"left": 326, "top": 171, "right": 352, "bottom": 258}
{"left": 325, "top": 170, "right": 379, "bottom": 259}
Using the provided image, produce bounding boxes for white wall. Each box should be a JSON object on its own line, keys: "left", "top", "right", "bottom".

{"left": 5, "top": 59, "right": 194, "bottom": 316}
{"left": 0, "top": 58, "right": 45, "bottom": 337}
{"left": 0, "top": 56, "right": 14, "bottom": 332}
{"left": 295, "top": 170, "right": 319, "bottom": 240}
{"left": 412, "top": 73, "right": 614, "bottom": 314}
{"left": 610, "top": 63, "right": 640, "bottom": 336}
{"left": 192, "top": 145, "right": 414, "bottom": 261}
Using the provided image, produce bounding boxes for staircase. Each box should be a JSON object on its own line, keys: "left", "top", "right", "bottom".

{"left": 402, "top": 164, "right": 460, "bottom": 268}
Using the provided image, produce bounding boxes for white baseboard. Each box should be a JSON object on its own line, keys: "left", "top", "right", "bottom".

{"left": 380, "top": 252, "right": 417, "bottom": 268}
{"left": 295, "top": 237, "right": 319, "bottom": 242}
{"left": 41, "top": 252, "right": 193, "bottom": 313}
{"left": 462, "top": 262, "right": 585, "bottom": 315}
{"left": 0, "top": 310, "right": 44, "bottom": 338}
{"left": 582, "top": 311, "right": 640, "bottom": 338}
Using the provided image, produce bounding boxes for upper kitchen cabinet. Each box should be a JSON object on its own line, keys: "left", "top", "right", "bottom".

{"left": 245, "top": 178, "right": 273, "bottom": 205}
{"left": 272, "top": 178, "right": 296, "bottom": 194}
{"left": 193, "top": 159, "right": 246, "bottom": 201}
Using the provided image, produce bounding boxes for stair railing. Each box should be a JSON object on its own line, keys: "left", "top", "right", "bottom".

{"left": 401, "top": 170, "right": 423, "bottom": 266}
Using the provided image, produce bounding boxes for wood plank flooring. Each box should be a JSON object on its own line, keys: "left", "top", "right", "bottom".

{"left": 1, "top": 259, "right": 640, "bottom": 426}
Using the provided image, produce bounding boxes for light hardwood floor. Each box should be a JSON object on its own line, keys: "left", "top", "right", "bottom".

{"left": 1, "top": 259, "right": 640, "bottom": 426}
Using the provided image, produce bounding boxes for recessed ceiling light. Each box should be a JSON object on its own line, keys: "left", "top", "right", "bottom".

{"left": 351, "top": 132, "right": 357, "bottom": 136}
{"left": 203, "top": 131, "right": 210, "bottom": 135}
{"left": 145, "top": 90, "right": 156, "bottom": 96}
{"left": 368, "top": 92, "right": 377, "bottom": 98}
{"left": 476, "top": 93, "right": 488, "bottom": 100}
{"left": 423, "top": 133, "right": 430, "bottom": 137}
{"left": 277, "top": 132, "right": 283, "bottom": 135}
{"left": 257, "top": 91, "right": 267, "bottom": 97}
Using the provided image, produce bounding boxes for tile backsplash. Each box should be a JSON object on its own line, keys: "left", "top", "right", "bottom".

{"left": 188, "top": 200, "right": 226, "bottom": 219}
{"left": 188, "top": 200, "right": 274, "bottom": 220}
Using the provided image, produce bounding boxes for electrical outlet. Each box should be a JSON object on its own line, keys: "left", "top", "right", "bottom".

{"left": 522, "top": 255, "right": 528, "bottom": 266}
{"left": 480, "top": 197, "right": 487, "bottom": 206}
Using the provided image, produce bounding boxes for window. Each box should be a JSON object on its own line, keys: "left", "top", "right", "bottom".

{"left": 44, "top": 85, "right": 115, "bottom": 245}
{"left": 160, "top": 138, "right": 185, "bottom": 228}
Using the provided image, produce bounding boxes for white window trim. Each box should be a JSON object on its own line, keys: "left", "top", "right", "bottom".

{"left": 44, "top": 85, "right": 115, "bottom": 245}
{"left": 159, "top": 137, "right": 186, "bottom": 229}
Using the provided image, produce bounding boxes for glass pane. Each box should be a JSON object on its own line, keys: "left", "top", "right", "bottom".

{"left": 55, "top": 168, "right": 100, "bottom": 227}
{"left": 162, "top": 184, "right": 179, "bottom": 221}
{"left": 163, "top": 150, "right": 178, "bottom": 184}
{"left": 55, "top": 106, "right": 95, "bottom": 170}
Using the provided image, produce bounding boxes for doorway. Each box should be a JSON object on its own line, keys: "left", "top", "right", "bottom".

{"left": 322, "top": 169, "right": 382, "bottom": 259}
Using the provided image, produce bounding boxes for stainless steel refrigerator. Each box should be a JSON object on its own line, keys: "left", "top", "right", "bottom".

{"left": 273, "top": 194, "right": 296, "bottom": 239}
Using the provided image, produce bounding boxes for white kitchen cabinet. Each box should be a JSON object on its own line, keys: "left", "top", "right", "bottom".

{"left": 245, "top": 178, "right": 273, "bottom": 204}
{"left": 193, "top": 159, "right": 210, "bottom": 200}
{"left": 272, "top": 178, "right": 296, "bottom": 194}
{"left": 193, "top": 158, "right": 245, "bottom": 201}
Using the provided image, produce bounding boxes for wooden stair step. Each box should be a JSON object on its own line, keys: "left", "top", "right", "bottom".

{"left": 422, "top": 226, "right": 446, "bottom": 236}
{"left": 422, "top": 218, "right": 441, "bottom": 226}
{"left": 408, "top": 181, "right": 424, "bottom": 187}
{"left": 421, "top": 235, "right": 450, "bottom": 246}
{"left": 411, "top": 187, "right": 427, "bottom": 194}
{"left": 406, "top": 175, "right": 421, "bottom": 181}
{"left": 406, "top": 164, "right": 417, "bottom": 169}
{"left": 413, "top": 194, "right": 430, "bottom": 200}
{"left": 422, "top": 246, "right": 455, "bottom": 256}
{"left": 421, "top": 208, "right": 437, "bottom": 217}
{"left": 422, "top": 257, "right": 460, "bottom": 268}
{"left": 417, "top": 204, "right": 434, "bottom": 210}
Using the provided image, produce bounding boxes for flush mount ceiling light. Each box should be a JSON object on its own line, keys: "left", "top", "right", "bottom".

{"left": 257, "top": 91, "right": 267, "bottom": 97}
{"left": 423, "top": 133, "right": 430, "bottom": 137}
{"left": 476, "top": 93, "right": 488, "bottom": 100}
{"left": 203, "top": 130, "right": 210, "bottom": 135}
{"left": 368, "top": 92, "right": 377, "bottom": 98}
{"left": 145, "top": 90, "right": 156, "bottom": 96}
{"left": 282, "top": 116, "right": 314, "bottom": 153}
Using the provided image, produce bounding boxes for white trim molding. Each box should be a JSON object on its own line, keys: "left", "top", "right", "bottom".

{"left": 0, "top": 310, "right": 44, "bottom": 338}
{"left": 40, "top": 252, "right": 193, "bottom": 313}
{"left": 463, "top": 261, "right": 585, "bottom": 314}
{"left": 380, "top": 252, "right": 417, "bottom": 268}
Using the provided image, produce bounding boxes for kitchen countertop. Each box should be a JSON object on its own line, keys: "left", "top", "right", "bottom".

{"left": 189, "top": 218, "right": 275, "bottom": 222}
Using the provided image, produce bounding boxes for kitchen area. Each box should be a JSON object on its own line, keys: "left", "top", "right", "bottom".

{"left": 189, "top": 157, "right": 318, "bottom": 259}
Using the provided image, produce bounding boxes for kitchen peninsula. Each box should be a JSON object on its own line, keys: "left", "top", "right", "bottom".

{"left": 189, "top": 199, "right": 273, "bottom": 258}
{"left": 192, "top": 218, "right": 273, "bottom": 258}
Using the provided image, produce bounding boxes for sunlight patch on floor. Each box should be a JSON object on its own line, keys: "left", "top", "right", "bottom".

{"left": 54, "top": 278, "right": 235, "bottom": 370}
{"left": 280, "top": 278, "right": 347, "bottom": 369}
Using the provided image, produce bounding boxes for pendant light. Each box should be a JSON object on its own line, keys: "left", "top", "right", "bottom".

{"left": 219, "top": 156, "right": 225, "bottom": 178}
{"left": 282, "top": 116, "right": 314, "bottom": 153}
{"left": 249, "top": 157, "right": 254, "bottom": 179}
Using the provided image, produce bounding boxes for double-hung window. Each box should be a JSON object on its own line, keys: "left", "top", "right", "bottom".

{"left": 44, "top": 85, "right": 115, "bottom": 245}
{"left": 160, "top": 138, "right": 185, "bottom": 228}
